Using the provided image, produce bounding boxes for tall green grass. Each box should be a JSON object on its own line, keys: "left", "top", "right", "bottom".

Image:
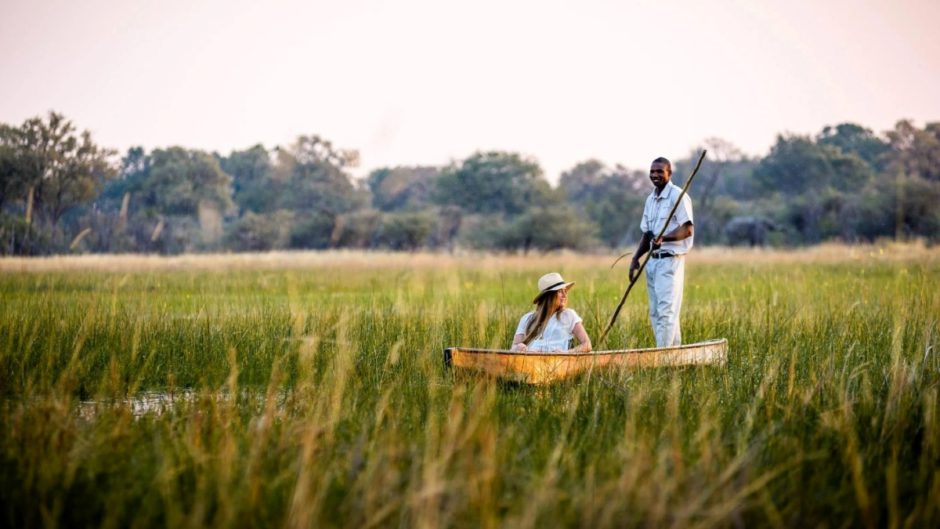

{"left": 1, "top": 249, "right": 938, "bottom": 528}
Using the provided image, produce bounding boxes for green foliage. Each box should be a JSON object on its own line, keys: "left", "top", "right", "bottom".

{"left": 153, "top": 215, "right": 203, "bottom": 254}
{"left": 558, "top": 159, "right": 607, "bottom": 203}
{"left": 0, "top": 126, "right": 30, "bottom": 212}
{"left": 885, "top": 120, "right": 940, "bottom": 182}
{"left": 3, "top": 112, "right": 940, "bottom": 254}
{"left": 275, "top": 135, "right": 364, "bottom": 215}
{"left": 224, "top": 210, "right": 294, "bottom": 252}
{"left": 458, "top": 214, "right": 510, "bottom": 250}
{"left": 460, "top": 206, "right": 596, "bottom": 254}
{"left": 428, "top": 205, "right": 463, "bottom": 250}
{"left": 0, "top": 112, "right": 116, "bottom": 230}
{"left": 289, "top": 211, "right": 337, "bottom": 249}
{"left": 561, "top": 161, "right": 646, "bottom": 246}
{"left": 332, "top": 209, "right": 383, "bottom": 249}
{"left": 214, "top": 138, "right": 366, "bottom": 252}
{"left": 367, "top": 166, "right": 438, "bottom": 212}
{"left": 509, "top": 205, "right": 597, "bottom": 253}
{"left": 817, "top": 123, "right": 890, "bottom": 170}
{"left": 671, "top": 149, "right": 763, "bottom": 245}
{"left": 219, "top": 145, "right": 278, "bottom": 214}
{"left": 435, "top": 152, "right": 551, "bottom": 215}
{"left": 700, "top": 196, "right": 745, "bottom": 244}
{"left": 0, "top": 213, "right": 50, "bottom": 255}
{"left": 376, "top": 210, "right": 437, "bottom": 250}
{"left": 139, "top": 147, "right": 233, "bottom": 216}
{"left": 771, "top": 189, "right": 841, "bottom": 243}
{"left": 99, "top": 147, "right": 150, "bottom": 208}
{"left": 855, "top": 174, "right": 940, "bottom": 241}
{"left": 93, "top": 147, "right": 235, "bottom": 253}
{"left": 755, "top": 134, "right": 874, "bottom": 195}
{"left": 741, "top": 132, "right": 889, "bottom": 243}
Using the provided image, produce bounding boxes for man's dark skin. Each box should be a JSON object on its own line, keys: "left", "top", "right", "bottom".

{"left": 628, "top": 161, "right": 694, "bottom": 282}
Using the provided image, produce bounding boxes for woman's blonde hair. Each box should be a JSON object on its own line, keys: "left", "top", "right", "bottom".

{"left": 522, "top": 290, "right": 564, "bottom": 345}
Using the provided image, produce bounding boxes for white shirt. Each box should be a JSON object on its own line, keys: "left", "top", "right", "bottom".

{"left": 514, "top": 308, "right": 583, "bottom": 352}
{"left": 640, "top": 181, "right": 694, "bottom": 255}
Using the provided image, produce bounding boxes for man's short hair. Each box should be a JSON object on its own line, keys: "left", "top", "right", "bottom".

{"left": 652, "top": 157, "right": 672, "bottom": 174}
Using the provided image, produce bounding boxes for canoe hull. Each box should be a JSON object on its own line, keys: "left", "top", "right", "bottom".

{"left": 444, "top": 339, "right": 728, "bottom": 385}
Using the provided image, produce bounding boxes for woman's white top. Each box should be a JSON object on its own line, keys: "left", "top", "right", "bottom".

{"left": 514, "top": 308, "right": 583, "bottom": 352}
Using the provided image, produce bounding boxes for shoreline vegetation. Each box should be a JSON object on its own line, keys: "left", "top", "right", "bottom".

{"left": 1, "top": 241, "right": 938, "bottom": 273}
{"left": 1, "top": 247, "right": 938, "bottom": 527}
{"left": 3, "top": 113, "right": 939, "bottom": 257}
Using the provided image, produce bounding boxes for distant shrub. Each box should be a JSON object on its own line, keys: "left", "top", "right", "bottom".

{"left": 289, "top": 212, "right": 336, "bottom": 249}
{"left": 225, "top": 210, "right": 294, "bottom": 252}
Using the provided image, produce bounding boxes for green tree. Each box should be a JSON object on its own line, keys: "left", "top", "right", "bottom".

{"left": 376, "top": 210, "right": 437, "bottom": 251}
{"left": 275, "top": 135, "right": 363, "bottom": 215}
{"left": 560, "top": 161, "right": 646, "bottom": 247}
{"left": 219, "top": 145, "right": 278, "bottom": 214}
{"left": 884, "top": 120, "right": 940, "bottom": 182}
{"left": 429, "top": 205, "right": 463, "bottom": 251}
{"left": 511, "top": 205, "right": 596, "bottom": 253}
{"left": 559, "top": 159, "right": 606, "bottom": 204}
{"left": 98, "top": 147, "right": 233, "bottom": 253}
{"left": 435, "top": 152, "right": 550, "bottom": 215}
{"left": 817, "top": 123, "right": 889, "bottom": 170}
{"left": 224, "top": 210, "right": 294, "bottom": 251}
{"left": 288, "top": 212, "right": 337, "bottom": 249}
{"left": 89, "top": 147, "right": 153, "bottom": 252}
{"left": 367, "top": 166, "right": 438, "bottom": 211}
{"left": 97, "top": 147, "right": 149, "bottom": 212}
{"left": 461, "top": 206, "right": 595, "bottom": 254}
{"left": 754, "top": 134, "right": 874, "bottom": 196}
{"left": 672, "top": 142, "right": 758, "bottom": 244}
{"left": 331, "top": 209, "right": 382, "bottom": 248}
{"left": 0, "top": 124, "right": 30, "bottom": 212}
{"left": 139, "top": 147, "right": 233, "bottom": 216}
{"left": 269, "top": 135, "right": 365, "bottom": 249}
{"left": 685, "top": 138, "right": 745, "bottom": 207}
{"left": 753, "top": 133, "right": 877, "bottom": 242}
{"left": 0, "top": 112, "right": 115, "bottom": 230}
{"left": 856, "top": 174, "right": 940, "bottom": 242}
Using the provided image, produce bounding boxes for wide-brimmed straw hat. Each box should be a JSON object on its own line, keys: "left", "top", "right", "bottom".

{"left": 533, "top": 272, "right": 575, "bottom": 303}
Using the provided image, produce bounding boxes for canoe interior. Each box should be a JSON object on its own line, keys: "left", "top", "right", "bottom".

{"left": 444, "top": 338, "right": 728, "bottom": 385}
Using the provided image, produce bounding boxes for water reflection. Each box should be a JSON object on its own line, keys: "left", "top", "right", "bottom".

{"left": 78, "top": 390, "right": 201, "bottom": 419}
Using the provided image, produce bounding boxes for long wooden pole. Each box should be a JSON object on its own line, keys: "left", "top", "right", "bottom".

{"left": 597, "top": 150, "right": 707, "bottom": 348}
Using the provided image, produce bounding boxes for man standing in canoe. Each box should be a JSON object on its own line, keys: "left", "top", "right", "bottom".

{"left": 628, "top": 157, "right": 694, "bottom": 347}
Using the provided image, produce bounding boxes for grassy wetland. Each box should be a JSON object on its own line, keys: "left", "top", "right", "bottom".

{"left": 1, "top": 245, "right": 938, "bottom": 528}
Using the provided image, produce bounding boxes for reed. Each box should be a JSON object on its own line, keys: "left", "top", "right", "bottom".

{"left": 0, "top": 246, "right": 938, "bottom": 528}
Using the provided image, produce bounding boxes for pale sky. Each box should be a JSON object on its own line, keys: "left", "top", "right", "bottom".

{"left": 2, "top": 0, "right": 938, "bottom": 182}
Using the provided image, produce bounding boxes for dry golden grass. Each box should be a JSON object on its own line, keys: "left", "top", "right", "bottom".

{"left": 1, "top": 241, "right": 937, "bottom": 273}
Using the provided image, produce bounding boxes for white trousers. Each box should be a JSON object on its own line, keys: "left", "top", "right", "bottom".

{"left": 646, "top": 254, "right": 685, "bottom": 347}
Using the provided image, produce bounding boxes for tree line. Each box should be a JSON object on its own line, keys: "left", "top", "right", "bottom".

{"left": 1, "top": 112, "right": 938, "bottom": 256}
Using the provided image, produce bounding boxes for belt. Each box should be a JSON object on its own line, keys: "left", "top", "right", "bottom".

{"left": 650, "top": 251, "right": 675, "bottom": 259}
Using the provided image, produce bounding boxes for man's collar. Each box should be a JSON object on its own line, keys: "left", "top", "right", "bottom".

{"left": 652, "top": 181, "right": 679, "bottom": 199}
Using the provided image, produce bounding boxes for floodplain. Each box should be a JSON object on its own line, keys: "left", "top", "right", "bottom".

{"left": 1, "top": 244, "right": 938, "bottom": 528}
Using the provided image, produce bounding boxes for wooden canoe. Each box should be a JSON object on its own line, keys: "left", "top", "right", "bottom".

{"left": 443, "top": 338, "right": 728, "bottom": 385}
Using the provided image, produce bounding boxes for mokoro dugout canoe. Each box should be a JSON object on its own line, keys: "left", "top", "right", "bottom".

{"left": 443, "top": 338, "right": 728, "bottom": 385}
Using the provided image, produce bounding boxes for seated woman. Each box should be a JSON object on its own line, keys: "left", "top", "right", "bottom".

{"left": 511, "top": 272, "right": 592, "bottom": 353}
